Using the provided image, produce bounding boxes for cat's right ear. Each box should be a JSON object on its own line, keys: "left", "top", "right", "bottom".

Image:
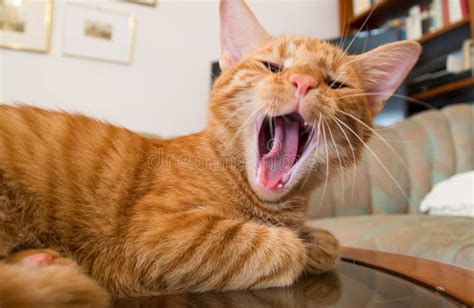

{"left": 219, "top": 0, "right": 270, "bottom": 70}
{"left": 351, "top": 40, "right": 421, "bottom": 115}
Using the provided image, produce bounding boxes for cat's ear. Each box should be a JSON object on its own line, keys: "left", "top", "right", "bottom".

{"left": 352, "top": 40, "right": 421, "bottom": 115}
{"left": 219, "top": 0, "right": 270, "bottom": 70}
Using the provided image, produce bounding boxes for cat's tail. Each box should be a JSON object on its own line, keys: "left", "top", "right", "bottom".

{"left": 0, "top": 252, "right": 110, "bottom": 308}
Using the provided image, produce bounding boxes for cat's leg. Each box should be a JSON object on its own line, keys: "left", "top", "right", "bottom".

{"left": 126, "top": 216, "right": 308, "bottom": 296}
{"left": 300, "top": 226, "right": 340, "bottom": 274}
{"left": 0, "top": 249, "right": 110, "bottom": 307}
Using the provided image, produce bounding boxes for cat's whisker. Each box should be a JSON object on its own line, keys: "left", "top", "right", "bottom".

{"left": 301, "top": 119, "right": 317, "bottom": 154}
{"left": 342, "top": 5, "right": 376, "bottom": 56}
{"left": 329, "top": 4, "right": 376, "bottom": 89}
{"left": 269, "top": 108, "right": 275, "bottom": 140}
{"left": 331, "top": 114, "right": 357, "bottom": 203}
{"left": 329, "top": 54, "right": 349, "bottom": 89}
{"left": 339, "top": 56, "right": 361, "bottom": 67}
{"left": 296, "top": 119, "right": 320, "bottom": 194}
{"left": 374, "top": 126, "right": 398, "bottom": 131}
{"left": 333, "top": 116, "right": 409, "bottom": 203}
{"left": 372, "top": 126, "right": 417, "bottom": 143}
{"left": 325, "top": 121, "right": 345, "bottom": 203}
{"left": 317, "top": 114, "right": 330, "bottom": 214}
{"left": 335, "top": 92, "right": 434, "bottom": 110}
{"left": 337, "top": 2, "right": 348, "bottom": 49}
{"left": 371, "top": 127, "right": 418, "bottom": 143}
{"left": 368, "top": 126, "right": 418, "bottom": 143}
{"left": 335, "top": 108, "right": 410, "bottom": 173}
{"left": 370, "top": 135, "right": 417, "bottom": 144}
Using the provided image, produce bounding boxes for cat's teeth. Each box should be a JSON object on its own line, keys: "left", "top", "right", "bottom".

{"left": 277, "top": 183, "right": 283, "bottom": 188}
{"left": 304, "top": 122, "right": 308, "bottom": 126}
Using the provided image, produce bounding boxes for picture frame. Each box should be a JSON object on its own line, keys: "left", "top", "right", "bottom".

{"left": 124, "top": 0, "right": 157, "bottom": 7}
{"left": 63, "top": 4, "right": 135, "bottom": 64}
{"left": 0, "top": 0, "right": 53, "bottom": 53}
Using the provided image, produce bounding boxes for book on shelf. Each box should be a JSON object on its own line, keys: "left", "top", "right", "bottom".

{"left": 441, "top": 0, "right": 450, "bottom": 25}
{"left": 352, "top": 0, "right": 372, "bottom": 15}
{"left": 430, "top": 0, "right": 443, "bottom": 31}
{"left": 421, "top": 5, "right": 431, "bottom": 34}
{"left": 460, "top": 0, "right": 469, "bottom": 16}
{"left": 352, "top": 0, "right": 388, "bottom": 15}
{"left": 406, "top": 5, "right": 423, "bottom": 39}
{"left": 437, "top": 0, "right": 468, "bottom": 27}
{"left": 471, "top": 43, "right": 474, "bottom": 73}
{"left": 448, "top": 0, "right": 464, "bottom": 23}
{"left": 441, "top": 0, "right": 469, "bottom": 24}
{"left": 471, "top": 44, "right": 474, "bottom": 76}
{"left": 462, "top": 39, "right": 473, "bottom": 72}
{"left": 445, "top": 40, "right": 472, "bottom": 73}
{"left": 447, "top": 50, "right": 465, "bottom": 73}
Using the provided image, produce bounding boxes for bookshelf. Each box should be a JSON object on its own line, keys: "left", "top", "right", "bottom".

{"left": 338, "top": 0, "right": 473, "bottom": 103}
{"left": 340, "top": 0, "right": 473, "bottom": 40}
{"left": 417, "top": 16, "right": 469, "bottom": 43}
{"left": 345, "top": 0, "right": 431, "bottom": 31}
{"left": 411, "top": 77, "right": 474, "bottom": 100}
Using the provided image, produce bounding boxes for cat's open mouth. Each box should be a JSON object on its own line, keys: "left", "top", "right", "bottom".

{"left": 255, "top": 112, "right": 319, "bottom": 190}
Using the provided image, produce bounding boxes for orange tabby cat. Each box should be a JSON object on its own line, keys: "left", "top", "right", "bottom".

{"left": 0, "top": 0, "right": 421, "bottom": 305}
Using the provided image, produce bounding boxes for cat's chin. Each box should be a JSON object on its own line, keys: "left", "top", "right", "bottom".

{"left": 248, "top": 112, "right": 320, "bottom": 200}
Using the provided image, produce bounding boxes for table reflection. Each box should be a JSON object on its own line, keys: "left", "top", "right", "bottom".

{"left": 113, "top": 261, "right": 461, "bottom": 307}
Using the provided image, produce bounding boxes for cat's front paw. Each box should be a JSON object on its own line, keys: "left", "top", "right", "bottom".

{"left": 300, "top": 227, "right": 340, "bottom": 274}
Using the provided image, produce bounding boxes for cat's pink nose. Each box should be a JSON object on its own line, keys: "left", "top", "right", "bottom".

{"left": 289, "top": 74, "right": 317, "bottom": 97}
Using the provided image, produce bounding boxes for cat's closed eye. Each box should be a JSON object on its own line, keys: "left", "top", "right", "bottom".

{"left": 326, "top": 79, "right": 348, "bottom": 89}
{"left": 261, "top": 61, "right": 282, "bottom": 73}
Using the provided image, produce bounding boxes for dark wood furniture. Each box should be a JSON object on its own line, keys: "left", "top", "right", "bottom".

{"left": 113, "top": 247, "right": 473, "bottom": 307}
{"left": 338, "top": 0, "right": 474, "bottom": 103}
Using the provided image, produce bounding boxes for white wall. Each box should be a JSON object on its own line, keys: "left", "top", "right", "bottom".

{"left": 0, "top": 0, "right": 339, "bottom": 137}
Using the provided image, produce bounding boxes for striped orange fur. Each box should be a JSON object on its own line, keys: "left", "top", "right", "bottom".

{"left": 0, "top": 0, "right": 421, "bottom": 305}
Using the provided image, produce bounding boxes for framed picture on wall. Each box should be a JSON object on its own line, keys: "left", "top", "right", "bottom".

{"left": 0, "top": 0, "right": 52, "bottom": 53}
{"left": 63, "top": 4, "right": 135, "bottom": 64}
{"left": 124, "top": 0, "right": 157, "bottom": 7}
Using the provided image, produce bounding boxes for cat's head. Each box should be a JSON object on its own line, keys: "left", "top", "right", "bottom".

{"left": 208, "top": 0, "right": 421, "bottom": 202}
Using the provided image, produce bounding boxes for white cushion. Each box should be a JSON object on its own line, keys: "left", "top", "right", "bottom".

{"left": 420, "top": 171, "right": 474, "bottom": 217}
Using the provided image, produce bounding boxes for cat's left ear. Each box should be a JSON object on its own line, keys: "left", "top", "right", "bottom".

{"left": 219, "top": 0, "right": 270, "bottom": 70}
{"left": 352, "top": 40, "right": 421, "bottom": 115}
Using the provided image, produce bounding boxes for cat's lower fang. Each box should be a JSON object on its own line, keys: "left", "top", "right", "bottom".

{"left": 282, "top": 172, "right": 291, "bottom": 184}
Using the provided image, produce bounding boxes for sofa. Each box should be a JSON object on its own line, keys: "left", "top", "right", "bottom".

{"left": 307, "top": 103, "right": 474, "bottom": 269}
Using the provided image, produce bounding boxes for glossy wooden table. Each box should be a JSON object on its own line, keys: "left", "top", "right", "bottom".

{"left": 114, "top": 247, "right": 474, "bottom": 307}
{"left": 341, "top": 246, "right": 474, "bottom": 307}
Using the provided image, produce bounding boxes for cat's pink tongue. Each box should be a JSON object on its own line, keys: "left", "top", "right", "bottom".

{"left": 258, "top": 117, "right": 299, "bottom": 189}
